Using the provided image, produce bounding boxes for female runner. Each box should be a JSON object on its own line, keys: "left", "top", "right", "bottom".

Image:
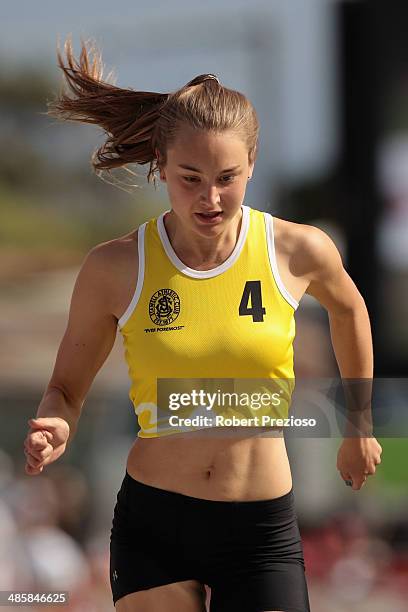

{"left": 24, "top": 38, "right": 382, "bottom": 612}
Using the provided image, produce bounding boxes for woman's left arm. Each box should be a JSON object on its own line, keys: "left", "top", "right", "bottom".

{"left": 299, "top": 225, "right": 382, "bottom": 491}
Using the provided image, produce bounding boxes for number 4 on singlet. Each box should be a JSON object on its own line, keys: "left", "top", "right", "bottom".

{"left": 238, "top": 280, "right": 266, "bottom": 322}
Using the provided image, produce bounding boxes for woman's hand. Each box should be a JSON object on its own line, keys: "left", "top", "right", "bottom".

{"left": 24, "top": 417, "right": 70, "bottom": 476}
{"left": 337, "top": 437, "right": 382, "bottom": 491}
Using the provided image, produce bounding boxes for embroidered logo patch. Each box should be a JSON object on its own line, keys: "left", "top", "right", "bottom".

{"left": 149, "top": 288, "right": 181, "bottom": 326}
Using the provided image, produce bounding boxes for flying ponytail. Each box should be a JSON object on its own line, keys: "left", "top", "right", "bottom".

{"left": 46, "top": 36, "right": 258, "bottom": 190}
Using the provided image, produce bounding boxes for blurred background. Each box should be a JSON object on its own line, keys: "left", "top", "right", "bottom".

{"left": 1, "top": 0, "right": 408, "bottom": 609}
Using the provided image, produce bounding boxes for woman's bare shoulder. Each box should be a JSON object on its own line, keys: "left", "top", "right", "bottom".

{"left": 273, "top": 215, "right": 342, "bottom": 278}
{"left": 82, "top": 228, "right": 139, "bottom": 320}
{"left": 272, "top": 215, "right": 309, "bottom": 255}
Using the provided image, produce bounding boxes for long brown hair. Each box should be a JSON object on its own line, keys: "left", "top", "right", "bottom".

{"left": 47, "top": 36, "right": 259, "bottom": 189}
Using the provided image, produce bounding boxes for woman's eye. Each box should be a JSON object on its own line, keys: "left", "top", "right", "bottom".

{"left": 183, "top": 175, "right": 235, "bottom": 183}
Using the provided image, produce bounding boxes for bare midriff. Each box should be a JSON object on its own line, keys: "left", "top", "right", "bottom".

{"left": 126, "top": 427, "right": 292, "bottom": 501}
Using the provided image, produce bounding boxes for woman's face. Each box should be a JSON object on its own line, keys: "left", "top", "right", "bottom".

{"left": 158, "top": 125, "right": 254, "bottom": 235}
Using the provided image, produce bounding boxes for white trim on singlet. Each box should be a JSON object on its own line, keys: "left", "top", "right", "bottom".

{"left": 157, "top": 204, "right": 250, "bottom": 279}
{"left": 118, "top": 222, "right": 147, "bottom": 329}
{"left": 263, "top": 212, "right": 299, "bottom": 311}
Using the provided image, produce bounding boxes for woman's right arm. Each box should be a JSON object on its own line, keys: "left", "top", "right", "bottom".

{"left": 24, "top": 242, "right": 123, "bottom": 475}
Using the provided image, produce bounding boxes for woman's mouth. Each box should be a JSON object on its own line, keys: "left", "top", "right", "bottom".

{"left": 194, "top": 211, "right": 223, "bottom": 224}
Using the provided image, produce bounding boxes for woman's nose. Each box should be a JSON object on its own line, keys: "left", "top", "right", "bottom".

{"left": 200, "top": 184, "right": 220, "bottom": 204}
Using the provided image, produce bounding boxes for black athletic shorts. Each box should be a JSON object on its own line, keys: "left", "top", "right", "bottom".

{"left": 110, "top": 470, "right": 311, "bottom": 611}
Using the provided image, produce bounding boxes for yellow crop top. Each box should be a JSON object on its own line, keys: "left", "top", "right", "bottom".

{"left": 118, "top": 204, "right": 299, "bottom": 438}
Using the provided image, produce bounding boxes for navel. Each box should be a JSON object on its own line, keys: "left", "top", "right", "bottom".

{"left": 204, "top": 465, "right": 216, "bottom": 479}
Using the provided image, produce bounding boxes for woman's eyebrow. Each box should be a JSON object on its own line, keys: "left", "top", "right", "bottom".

{"left": 178, "top": 164, "right": 241, "bottom": 172}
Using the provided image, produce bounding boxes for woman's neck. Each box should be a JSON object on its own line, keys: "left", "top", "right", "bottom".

{"left": 163, "top": 207, "right": 243, "bottom": 269}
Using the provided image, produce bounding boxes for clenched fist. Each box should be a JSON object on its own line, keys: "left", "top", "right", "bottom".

{"left": 337, "top": 436, "right": 382, "bottom": 491}
{"left": 24, "top": 417, "right": 70, "bottom": 476}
